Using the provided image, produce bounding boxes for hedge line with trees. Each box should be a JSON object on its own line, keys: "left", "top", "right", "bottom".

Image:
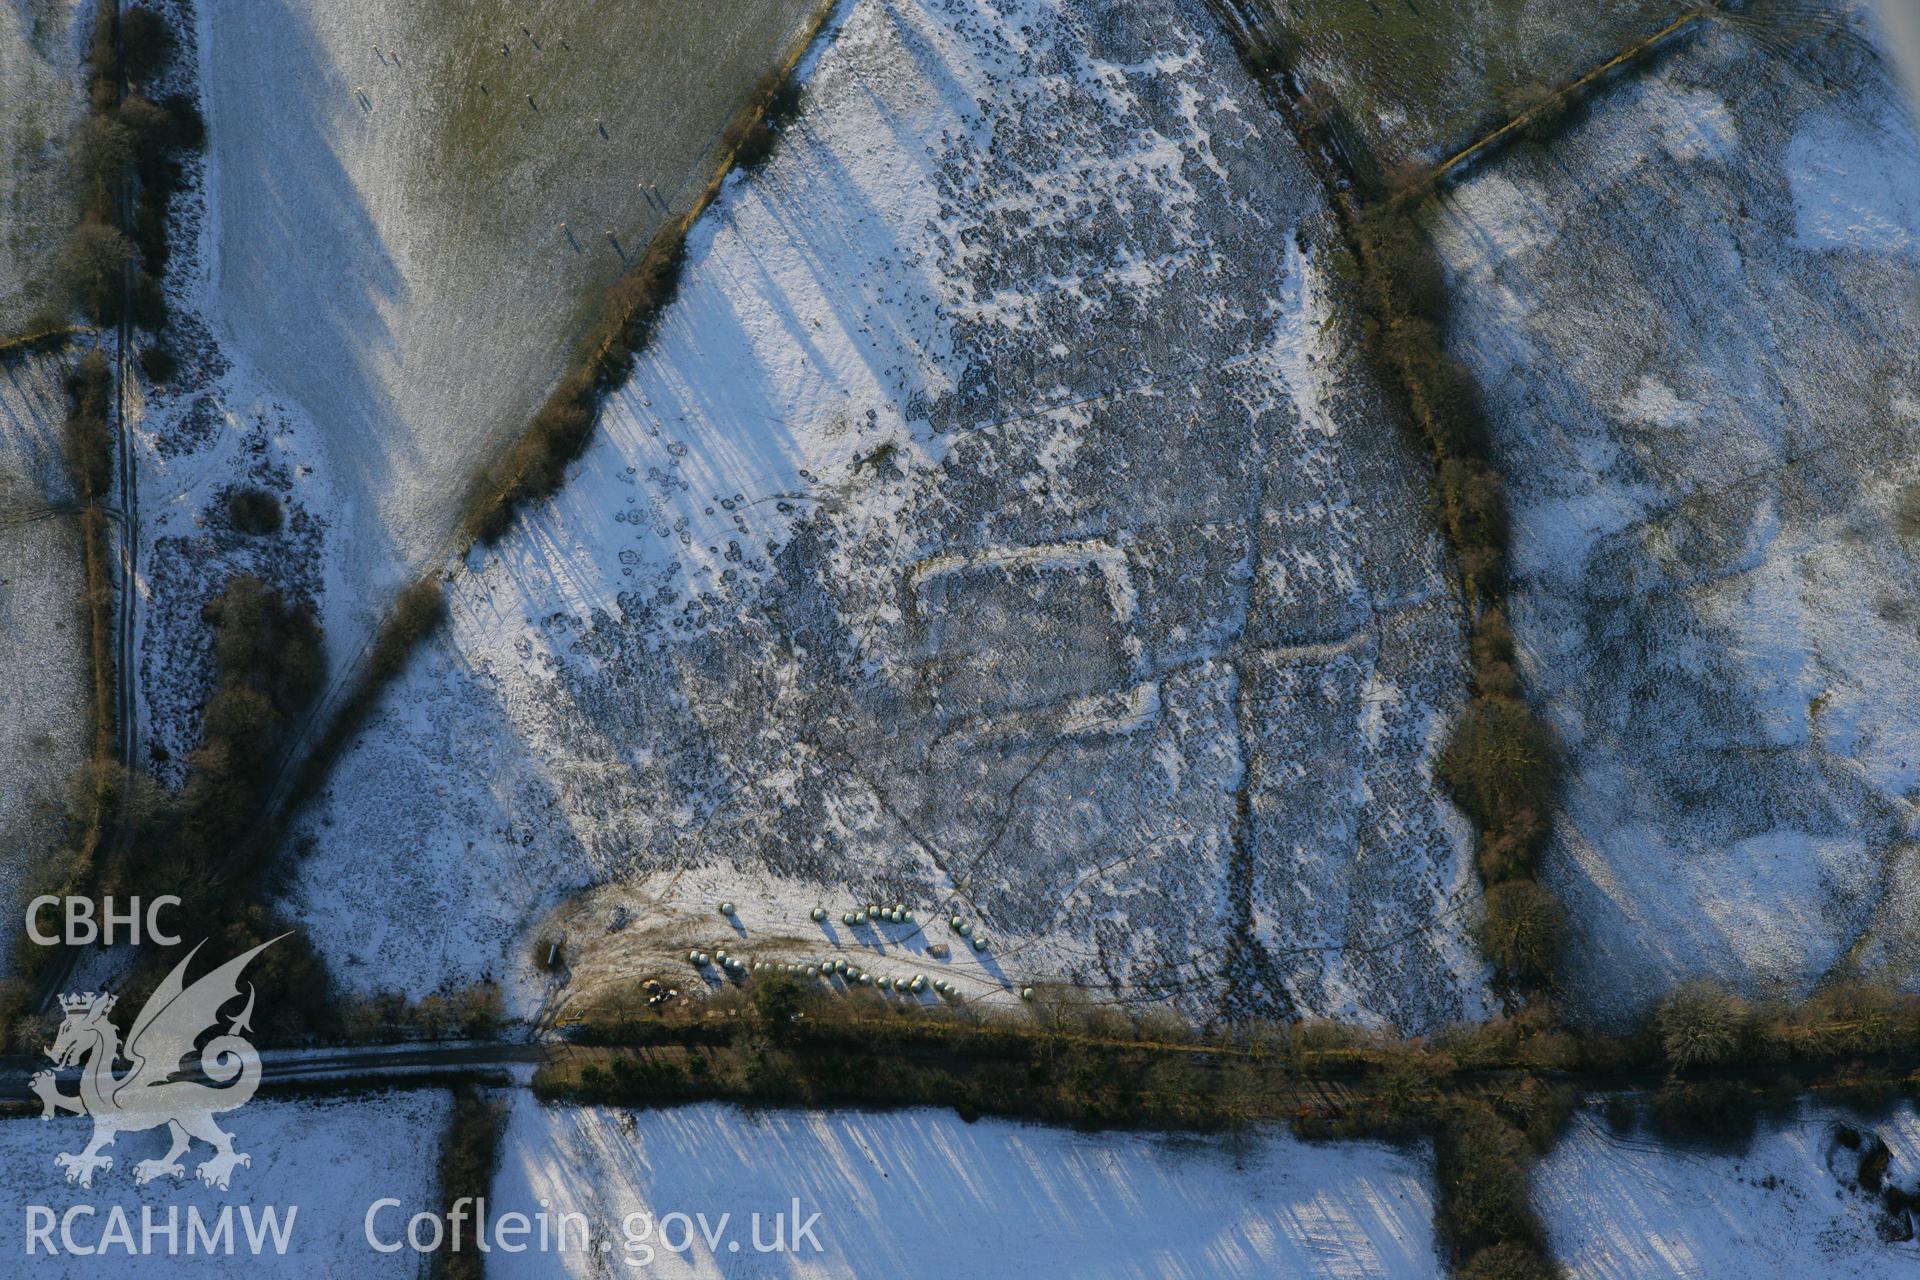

{"left": 1345, "top": 206, "right": 1565, "bottom": 991}
{"left": 20, "top": 4, "right": 208, "bottom": 989}
{"left": 278, "top": 573, "right": 447, "bottom": 819}
{"left": 60, "top": 4, "right": 201, "bottom": 344}
{"left": 1209, "top": 0, "right": 1566, "bottom": 992}
{"left": 429, "top": 1087, "right": 509, "bottom": 1280}
{"left": 93, "top": 575, "right": 336, "bottom": 1041}
{"left": 16, "top": 354, "right": 126, "bottom": 974}
{"left": 544, "top": 973, "right": 1920, "bottom": 1275}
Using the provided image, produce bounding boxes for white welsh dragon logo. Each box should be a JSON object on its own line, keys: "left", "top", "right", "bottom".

{"left": 30, "top": 937, "right": 279, "bottom": 1190}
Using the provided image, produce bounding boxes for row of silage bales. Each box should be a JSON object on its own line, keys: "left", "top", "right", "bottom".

{"left": 827, "top": 901, "right": 927, "bottom": 928}
{"left": 688, "top": 938, "right": 1018, "bottom": 1005}
{"left": 715, "top": 895, "right": 991, "bottom": 947}
{"left": 948, "top": 912, "right": 992, "bottom": 952}
{"left": 687, "top": 948, "right": 749, "bottom": 978}
{"left": 722, "top": 897, "right": 997, "bottom": 957}
{"left": 687, "top": 896, "right": 1030, "bottom": 1002}
{"left": 813, "top": 898, "right": 996, "bottom": 954}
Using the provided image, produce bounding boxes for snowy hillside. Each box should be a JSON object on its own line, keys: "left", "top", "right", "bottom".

{"left": 283, "top": 0, "right": 1490, "bottom": 1031}
{"left": 0, "top": 0, "right": 86, "bottom": 332}
{"left": 193, "top": 0, "right": 824, "bottom": 594}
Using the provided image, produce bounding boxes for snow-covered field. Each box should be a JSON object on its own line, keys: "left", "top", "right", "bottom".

{"left": 0, "top": 0, "right": 85, "bottom": 332}
{"left": 283, "top": 0, "right": 1489, "bottom": 1032}
{"left": 1429, "top": 1, "right": 1920, "bottom": 1024}
{"left": 493, "top": 1097, "right": 1441, "bottom": 1278}
{"left": 1537, "top": 1102, "right": 1920, "bottom": 1278}
{"left": 0, "top": 1090, "right": 449, "bottom": 1276}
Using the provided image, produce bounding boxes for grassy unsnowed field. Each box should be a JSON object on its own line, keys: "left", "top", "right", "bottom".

{"left": 0, "top": 0, "right": 90, "bottom": 968}
{"left": 0, "top": 512, "right": 87, "bottom": 968}
{"left": 196, "top": 0, "right": 823, "bottom": 614}
{"left": 0, "top": 357, "right": 89, "bottom": 971}
{"left": 0, "top": 0, "right": 85, "bottom": 333}
{"left": 1267, "top": 0, "right": 1686, "bottom": 168}
{"left": 279, "top": 0, "right": 1488, "bottom": 1032}
{"left": 1429, "top": 1, "right": 1920, "bottom": 1024}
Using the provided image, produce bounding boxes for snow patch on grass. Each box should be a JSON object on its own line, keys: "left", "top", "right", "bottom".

{"left": 1788, "top": 101, "right": 1920, "bottom": 256}
{"left": 0, "top": 0, "right": 87, "bottom": 331}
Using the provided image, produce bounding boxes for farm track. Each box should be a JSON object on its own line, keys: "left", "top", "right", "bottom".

{"left": 111, "top": 0, "right": 140, "bottom": 826}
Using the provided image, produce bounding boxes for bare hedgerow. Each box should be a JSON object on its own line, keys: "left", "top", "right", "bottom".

{"left": 1477, "top": 880, "right": 1564, "bottom": 984}
{"left": 1776, "top": 983, "right": 1918, "bottom": 1057}
{"left": 1438, "top": 695, "right": 1557, "bottom": 848}
{"left": 63, "top": 350, "right": 114, "bottom": 498}
{"left": 431, "top": 1087, "right": 507, "bottom": 1280}
{"left": 119, "top": 7, "right": 176, "bottom": 85}
{"left": 1457, "top": 1241, "right": 1557, "bottom": 1280}
{"left": 451, "top": 981, "right": 505, "bottom": 1038}
{"left": 1433, "top": 1103, "right": 1543, "bottom": 1258}
{"left": 69, "top": 114, "right": 134, "bottom": 209}
{"left": 58, "top": 220, "right": 135, "bottom": 323}
{"left": 1655, "top": 980, "right": 1753, "bottom": 1069}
